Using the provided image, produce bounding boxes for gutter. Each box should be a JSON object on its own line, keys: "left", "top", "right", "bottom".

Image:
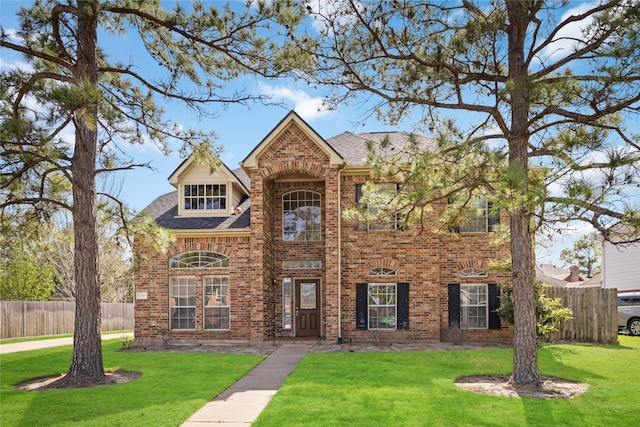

{"left": 337, "top": 163, "right": 346, "bottom": 345}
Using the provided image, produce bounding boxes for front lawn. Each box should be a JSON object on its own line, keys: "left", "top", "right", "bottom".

{"left": 254, "top": 336, "right": 640, "bottom": 427}
{"left": 3, "top": 337, "right": 638, "bottom": 426}
{"left": 0, "top": 340, "right": 263, "bottom": 426}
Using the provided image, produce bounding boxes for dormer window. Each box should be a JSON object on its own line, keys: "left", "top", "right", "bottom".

{"left": 184, "top": 184, "right": 227, "bottom": 211}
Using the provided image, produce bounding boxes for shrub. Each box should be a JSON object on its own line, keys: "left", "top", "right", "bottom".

{"left": 497, "top": 281, "right": 573, "bottom": 338}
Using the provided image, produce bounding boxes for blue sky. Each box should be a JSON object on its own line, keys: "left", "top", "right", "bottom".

{"left": 1, "top": 0, "right": 425, "bottom": 212}
{"left": 2, "top": 0, "right": 619, "bottom": 265}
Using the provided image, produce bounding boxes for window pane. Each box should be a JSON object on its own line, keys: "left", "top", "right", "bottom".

{"left": 460, "top": 284, "right": 488, "bottom": 329}
{"left": 283, "top": 278, "right": 292, "bottom": 329}
{"left": 169, "top": 251, "right": 229, "bottom": 269}
{"left": 300, "top": 283, "right": 317, "bottom": 310}
{"left": 170, "top": 276, "right": 195, "bottom": 330}
{"left": 204, "top": 276, "right": 230, "bottom": 330}
{"left": 460, "top": 198, "right": 489, "bottom": 233}
{"left": 368, "top": 283, "right": 397, "bottom": 330}
{"left": 183, "top": 184, "right": 226, "bottom": 210}
{"left": 282, "top": 191, "right": 321, "bottom": 241}
{"left": 363, "top": 183, "right": 398, "bottom": 231}
{"left": 368, "top": 267, "right": 397, "bottom": 276}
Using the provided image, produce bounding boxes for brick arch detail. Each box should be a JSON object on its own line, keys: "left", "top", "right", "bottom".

{"left": 457, "top": 260, "right": 489, "bottom": 271}
{"left": 167, "top": 242, "right": 233, "bottom": 258}
{"left": 366, "top": 260, "right": 400, "bottom": 271}
{"left": 258, "top": 161, "right": 329, "bottom": 181}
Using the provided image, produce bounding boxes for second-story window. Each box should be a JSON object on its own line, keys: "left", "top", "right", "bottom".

{"left": 283, "top": 190, "right": 321, "bottom": 241}
{"left": 184, "top": 184, "right": 227, "bottom": 211}
{"left": 356, "top": 183, "right": 401, "bottom": 231}
{"left": 451, "top": 197, "right": 500, "bottom": 233}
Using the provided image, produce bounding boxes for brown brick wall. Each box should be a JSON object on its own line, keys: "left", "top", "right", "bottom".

{"left": 338, "top": 174, "right": 512, "bottom": 343}
{"left": 134, "top": 237, "right": 253, "bottom": 345}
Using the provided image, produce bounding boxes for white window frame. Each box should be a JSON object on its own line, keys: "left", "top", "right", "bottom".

{"left": 169, "top": 276, "right": 196, "bottom": 330}
{"left": 183, "top": 183, "right": 228, "bottom": 212}
{"left": 203, "top": 275, "right": 230, "bottom": 331}
{"left": 282, "top": 190, "right": 321, "bottom": 241}
{"left": 460, "top": 283, "right": 488, "bottom": 329}
{"left": 169, "top": 251, "right": 229, "bottom": 269}
{"left": 459, "top": 268, "right": 488, "bottom": 278}
{"left": 368, "top": 283, "right": 397, "bottom": 330}
{"left": 368, "top": 267, "right": 397, "bottom": 276}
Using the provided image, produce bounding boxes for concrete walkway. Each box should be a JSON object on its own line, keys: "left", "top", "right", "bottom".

{"left": 181, "top": 344, "right": 311, "bottom": 426}
{"left": 0, "top": 332, "right": 133, "bottom": 355}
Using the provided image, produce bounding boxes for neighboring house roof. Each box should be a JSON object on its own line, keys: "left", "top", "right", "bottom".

{"left": 575, "top": 273, "right": 603, "bottom": 288}
{"left": 535, "top": 264, "right": 595, "bottom": 288}
{"left": 604, "top": 221, "right": 640, "bottom": 243}
{"left": 144, "top": 191, "right": 250, "bottom": 231}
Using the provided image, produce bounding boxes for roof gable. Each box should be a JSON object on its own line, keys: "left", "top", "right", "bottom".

{"left": 241, "top": 110, "right": 344, "bottom": 169}
{"left": 168, "top": 156, "right": 249, "bottom": 195}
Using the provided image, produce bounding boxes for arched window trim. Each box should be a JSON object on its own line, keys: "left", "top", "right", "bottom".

{"left": 169, "top": 251, "right": 230, "bottom": 269}
{"left": 368, "top": 266, "right": 397, "bottom": 277}
{"left": 459, "top": 267, "right": 488, "bottom": 278}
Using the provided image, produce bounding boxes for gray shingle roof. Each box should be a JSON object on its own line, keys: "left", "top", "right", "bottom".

{"left": 143, "top": 131, "right": 432, "bottom": 231}
{"left": 326, "top": 131, "right": 434, "bottom": 166}
{"left": 144, "top": 191, "right": 250, "bottom": 231}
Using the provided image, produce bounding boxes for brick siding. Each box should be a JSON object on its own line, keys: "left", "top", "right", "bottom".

{"left": 134, "top": 119, "right": 513, "bottom": 345}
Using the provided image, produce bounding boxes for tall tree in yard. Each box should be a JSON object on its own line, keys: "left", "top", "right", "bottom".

{"left": 1, "top": 0, "right": 296, "bottom": 386}
{"left": 293, "top": 0, "right": 640, "bottom": 386}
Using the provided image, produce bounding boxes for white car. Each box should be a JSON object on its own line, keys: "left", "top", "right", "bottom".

{"left": 618, "top": 293, "right": 640, "bottom": 336}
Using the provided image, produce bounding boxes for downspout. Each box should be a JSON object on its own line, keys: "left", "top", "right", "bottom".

{"left": 337, "top": 164, "right": 345, "bottom": 345}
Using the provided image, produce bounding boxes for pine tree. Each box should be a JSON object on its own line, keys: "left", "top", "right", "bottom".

{"left": 1, "top": 0, "right": 297, "bottom": 386}
{"left": 293, "top": 0, "right": 640, "bottom": 387}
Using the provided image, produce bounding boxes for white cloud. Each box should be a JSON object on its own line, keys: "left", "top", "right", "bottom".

{"left": 0, "top": 56, "right": 34, "bottom": 73}
{"left": 304, "top": 0, "right": 363, "bottom": 35}
{"left": 258, "top": 83, "right": 333, "bottom": 121}
{"left": 539, "top": 2, "right": 599, "bottom": 61}
{"left": 3, "top": 27, "right": 21, "bottom": 42}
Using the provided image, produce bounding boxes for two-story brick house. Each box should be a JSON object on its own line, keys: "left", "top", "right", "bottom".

{"left": 134, "top": 111, "right": 512, "bottom": 345}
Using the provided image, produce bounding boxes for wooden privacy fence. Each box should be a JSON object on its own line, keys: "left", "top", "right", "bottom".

{"left": 0, "top": 301, "right": 133, "bottom": 339}
{"left": 546, "top": 287, "right": 618, "bottom": 343}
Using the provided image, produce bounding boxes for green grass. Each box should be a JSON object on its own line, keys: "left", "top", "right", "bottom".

{"left": 3, "top": 337, "right": 639, "bottom": 426}
{"left": 0, "top": 339, "right": 263, "bottom": 426}
{"left": 0, "top": 331, "right": 132, "bottom": 345}
{"left": 254, "top": 336, "right": 640, "bottom": 427}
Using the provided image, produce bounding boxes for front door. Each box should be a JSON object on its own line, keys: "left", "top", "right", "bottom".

{"left": 295, "top": 280, "right": 320, "bottom": 337}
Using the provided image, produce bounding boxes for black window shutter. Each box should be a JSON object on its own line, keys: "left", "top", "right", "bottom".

{"left": 356, "top": 283, "right": 368, "bottom": 330}
{"left": 488, "top": 283, "right": 501, "bottom": 329}
{"left": 488, "top": 201, "right": 500, "bottom": 232}
{"left": 448, "top": 283, "right": 461, "bottom": 328}
{"left": 396, "top": 283, "right": 409, "bottom": 330}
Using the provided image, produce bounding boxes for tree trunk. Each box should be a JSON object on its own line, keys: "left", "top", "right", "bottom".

{"left": 61, "top": 0, "right": 106, "bottom": 386}
{"left": 506, "top": 1, "right": 541, "bottom": 387}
